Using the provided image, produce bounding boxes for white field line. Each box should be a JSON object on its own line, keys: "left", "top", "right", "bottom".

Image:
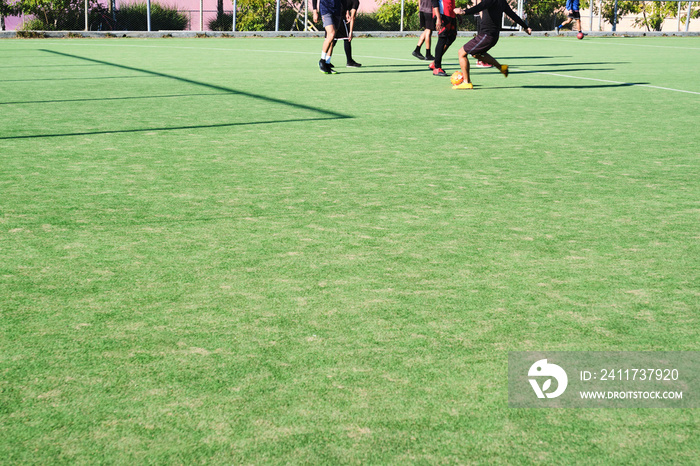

{"left": 533, "top": 36, "right": 700, "bottom": 51}
{"left": 510, "top": 68, "right": 700, "bottom": 95}
{"left": 40, "top": 40, "right": 700, "bottom": 95}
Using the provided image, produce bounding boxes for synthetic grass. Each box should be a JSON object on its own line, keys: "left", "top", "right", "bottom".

{"left": 1, "top": 36, "right": 699, "bottom": 463}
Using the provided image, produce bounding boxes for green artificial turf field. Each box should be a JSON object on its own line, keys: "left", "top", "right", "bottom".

{"left": 1, "top": 36, "right": 699, "bottom": 463}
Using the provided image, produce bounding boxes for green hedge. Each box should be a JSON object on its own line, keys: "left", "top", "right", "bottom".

{"left": 115, "top": 2, "right": 188, "bottom": 31}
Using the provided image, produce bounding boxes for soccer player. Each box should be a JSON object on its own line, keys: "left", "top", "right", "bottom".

{"left": 312, "top": 0, "right": 343, "bottom": 73}
{"left": 412, "top": 0, "right": 436, "bottom": 61}
{"left": 429, "top": 0, "right": 466, "bottom": 76}
{"left": 555, "top": 0, "right": 583, "bottom": 35}
{"left": 473, "top": 1, "right": 492, "bottom": 67}
{"left": 453, "top": 0, "right": 531, "bottom": 89}
{"left": 333, "top": 0, "right": 362, "bottom": 67}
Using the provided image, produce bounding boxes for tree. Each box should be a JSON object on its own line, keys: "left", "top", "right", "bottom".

{"left": 16, "top": 0, "right": 98, "bottom": 29}
{"left": 600, "top": 0, "right": 641, "bottom": 28}
{"left": 375, "top": 0, "right": 419, "bottom": 31}
{"left": 523, "top": 0, "right": 568, "bottom": 30}
{"left": 235, "top": 0, "right": 276, "bottom": 30}
{"left": 632, "top": 1, "right": 680, "bottom": 31}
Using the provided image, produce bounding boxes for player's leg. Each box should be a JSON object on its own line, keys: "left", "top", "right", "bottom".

{"left": 345, "top": 40, "right": 361, "bottom": 67}
{"left": 320, "top": 19, "right": 337, "bottom": 73}
{"left": 557, "top": 1, "right": 575, "bottom": 32}
{"left": 325, "top": 14, "right": 342, "bottom": 68}
{"left": 556, "top": 17, "right": 570, "bottom": 32}
{"left": 432, "top": 36, "right": 448, "bottom": 75}
{"left": 414, "top": 14, "right": 429, "bottom": 59}
{"left": 454, "top": 47, "right": 473, "bottom": 89}
{"left": 414, "top": 29, "right": 428, "bottom": 59}
{"left": 474, "top": 52, "right": 507, "bottom": 77}
{"left": 424, "top": 13, "right": 436, "bottom": 60}
{"left": 432, "top": 16, "right": 454, "bottom": 76}
{"left": 318, "top": 23, "right": 332, "bottom": 73}
{"left": 425, "top": 30, "right": 434, "bottom": 60}
{"left": 572, "top": 1, "right": 582, "bottom": 32}
{"left": 418, "top": 29, "right": 427, "bottom": 47}
{"left": 442, "top": 24, "right": 457, "bottom": 54}
{"left": 322, "top": 25, "right": 335, "bottom": 55}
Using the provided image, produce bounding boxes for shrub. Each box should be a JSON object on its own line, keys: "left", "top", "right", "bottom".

{"left": 376, "top": 0, "right": 419, "bottom": 30}
{"left": 17, "top": 0, "right": 100, "bottom": 30}
{"left": 208, "top": 12, "right": 232, "bottom": 31}
{"left": 235, "top": 0, "right": 275, "bottom": 31}
{"left": 19, "top": 17, "right": 48, "bottom": 30}
{"left": 354, "top": 13, "right": 386, "bottom": 31}
{"left": 115, "top": 2, "right": 188, "bottom": 31}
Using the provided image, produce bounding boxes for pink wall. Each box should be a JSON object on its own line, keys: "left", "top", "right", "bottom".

{"left": 4, "top": 15, "right": 23, "bottom": 30}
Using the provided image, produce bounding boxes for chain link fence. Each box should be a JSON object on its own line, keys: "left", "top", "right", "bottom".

{"left": 2, "top": 0, "right": 698, "bottom": 33}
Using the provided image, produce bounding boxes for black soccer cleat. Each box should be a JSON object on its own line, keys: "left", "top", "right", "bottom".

{"left": 425, "top": 53, "right": 435, "bottom": 61}
{"left": 412, "top": 50, "right": 426, "bottom": 60}
{"left": 346, "top": 60, "right": 362, "bottom": 67}
{"left": 319, "top": 59, "right": 331, "bottom": 74}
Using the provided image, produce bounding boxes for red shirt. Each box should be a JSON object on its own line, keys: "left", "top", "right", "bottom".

{"left": 431, "top": 0, "right": 456, "bottom": 18}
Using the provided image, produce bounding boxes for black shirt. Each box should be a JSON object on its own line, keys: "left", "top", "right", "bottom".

{"left": 462, "top": 0, "right": 528, "bottom": 36}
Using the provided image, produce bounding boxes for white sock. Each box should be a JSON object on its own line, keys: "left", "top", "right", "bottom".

{"left": 326, "top": 56, "right": 332, "bottom": 64}
{"left": 321, "top": 52, "right": 327, "bottom": 60}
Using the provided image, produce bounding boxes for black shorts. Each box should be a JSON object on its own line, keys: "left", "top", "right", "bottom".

{"left": 568, "top": 10, "right": 581, "bottom": 19}
{"left": 420, "top": 11, "right": 436, "bottom": 30}
{"left": 334, "top": 19, "right": 350, "bottom": 39}
{"left": 437, "top": 15, "right": 457, "bottom": 40}
{"left": 462, "top": 33, "right": 499, "bottom": 55}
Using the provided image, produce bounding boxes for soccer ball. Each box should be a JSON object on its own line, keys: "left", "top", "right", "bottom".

{"left": 450, "top": 71, "right": 464, "bottom": 86}
{"left": 577, "top": 32, "right": 584, "bottom": 40}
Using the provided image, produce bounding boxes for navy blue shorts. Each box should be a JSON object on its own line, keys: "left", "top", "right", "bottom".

{"left": 462, "top": 33, "right": 499, "bottom": 56}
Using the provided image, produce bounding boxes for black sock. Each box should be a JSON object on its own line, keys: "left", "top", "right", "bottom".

{"left": 414, "top": 45, "right": 421, "bottom": 52}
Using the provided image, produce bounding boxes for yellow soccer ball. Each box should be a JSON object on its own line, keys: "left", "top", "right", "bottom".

{"left": 450, "top": 71, "right": 464, "bottom": 86}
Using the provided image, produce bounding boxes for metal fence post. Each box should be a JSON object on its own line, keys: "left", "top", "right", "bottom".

{"left": 233, "top": 0, "right": 237, "bottom": 31}
{"left": 85, "top": 0, "right": 88, "bottom": 31}
{"left": 276, "top": 0, "right": 281, "bottom": 31}
{"left": 612, "top": 0, "right": 618, "bottom": 32}
{"left": 199, "top": 0, "right": 203, "bottom": 30}
{"left": 686, "top": 1, "right": 692, "bottom": 32}
{"left": 147, "top": 0, "right": 152, "bottom": 31}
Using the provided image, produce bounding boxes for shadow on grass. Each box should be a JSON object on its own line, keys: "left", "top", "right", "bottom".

{"left": 521, "top": 82, "right": 646, "bottom": 89}
{"left": 0, "top": 64, "right": 104, "bottom": 69}
{"left": 40, "top": 49, "right": 349, "bottom": 119}
{"left": 0, "top": 93, "right": 227, "bottom": 106}
{"left": 4, "top": 49, "right": 351, "bottom": 139}
{"left": 497, "top": 56, "right": 567, "bottom": 60}
{"left": 518, "top": 61, "right": 630, "bottom": 67}
{"left": 357, "top": 63, "right": 433, "bottom": 68}
{"left": 484, "top": 82, "right": 646, "bottom": 90}
{"left": 513, "top": 67, "right": 615, "bottom": 73}
{"left": 0, "top": 117, "right": 344, "bottom": 140}
{"left": 1, "top": 75, "right": 159, "bottom": 83}
{"left": 342, "top": 67, "right": 432, "bottom": 74}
